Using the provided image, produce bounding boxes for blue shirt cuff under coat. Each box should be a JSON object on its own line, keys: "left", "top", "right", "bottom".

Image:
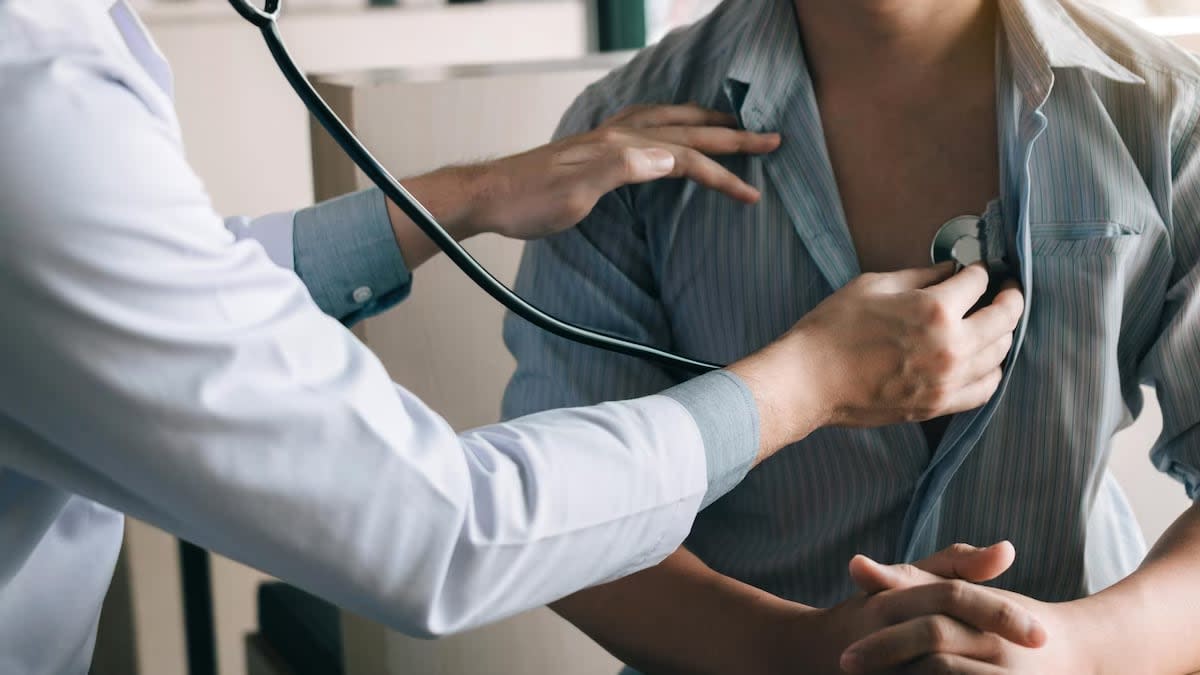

{"left": 293, "top": 188, "right": 412, "bottom": 325}
{"left": 662, "top": 370, "right": 760, "bottom": 509}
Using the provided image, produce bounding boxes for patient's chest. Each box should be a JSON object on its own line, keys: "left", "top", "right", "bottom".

{"left": 644, "top": 119, "right": 1171, "bottom": 605}
{"left": 818, "top": 85, "right": 1000, "bottom": 274}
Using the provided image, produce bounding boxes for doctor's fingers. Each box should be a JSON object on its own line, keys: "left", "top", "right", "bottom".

{"left": 603, "top": 102, "right": 739, "bottom": 129}
{"left": 950, "top": 331, "right": 1014, "bottom": 390}
{"left": 609, "top": 142, "right": 763, "bottom": 203}
{"left": 921, "top": 265, "right": 992, "bottom": 318}
{"left": 936, "top": 367, "right": 1003, "bottom": 417}
{"left": 841, "top": 616, "right": 1007, "bottom": 674}
{"left": 961, "top": 284, "right": 1024, "bottom": 347}
{"left": 631, "top": 125, "right": 782, "bottom": 156}
{"left": 866, "top": 263, "right": 958, "bottom": 294}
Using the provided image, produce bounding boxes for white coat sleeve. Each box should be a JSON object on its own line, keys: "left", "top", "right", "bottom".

{"left": 0, "top": 54, "right": 756, "bottom": 636}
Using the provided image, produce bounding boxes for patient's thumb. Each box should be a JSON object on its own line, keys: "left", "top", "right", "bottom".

{"left": 848, "top": 541, "right": 1016, "bottom": 595}
{"left": 916, "top": 541, "right": 1016, "bottom": 584}
{"left": 949, "top": 540, "right": 1016, "bottom": 583}
{"left": 848, "top": 554, "right": 919, "bottom": 594}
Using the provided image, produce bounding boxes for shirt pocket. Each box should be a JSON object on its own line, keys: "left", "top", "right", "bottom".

{"left": 1021, "top": 221, "right": 1139, "bottom": 407}
{"left": 1030, "top": 220, "right": 1141, "bottom": 257}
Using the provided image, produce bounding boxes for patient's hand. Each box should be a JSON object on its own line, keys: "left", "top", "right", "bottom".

{"left": 768, "top": 543, "right": 1046, "bottom": 674}
{"left": 839, "top": 548, "right": 1100, "bottom": 674}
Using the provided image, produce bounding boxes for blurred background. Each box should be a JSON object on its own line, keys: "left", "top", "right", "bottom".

{"left": 93, "top": 1, "right": 1200, "bottom": 675}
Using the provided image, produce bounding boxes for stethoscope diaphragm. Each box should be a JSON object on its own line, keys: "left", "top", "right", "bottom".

{"left": 930, "top": 215, "right": 984, "bottom": 269}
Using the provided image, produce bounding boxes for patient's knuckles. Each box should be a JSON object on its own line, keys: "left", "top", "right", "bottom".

{"left": 989, "top": 600, "right": 1022, "bottom": 636}
{"left": 935, "top": 579, "right": 972, "bottom": 610}
{"left": 920, "top": 653, "right": 966, "bottom": 674}
{"left": 922, "top": 616, "right": 955, "bottom": 651}
{"left": 980, "top": 632, "right": 1007, "bottom": 661}
{"left": 890, "top": 563, "right": 925, "bottom": 585}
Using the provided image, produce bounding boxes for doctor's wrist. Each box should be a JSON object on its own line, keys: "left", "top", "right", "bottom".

{"left": 728, "top": 336, "right": 828, "bottom": 465}
{"left": 384, "top": 166, "right": 490, "bottom": 270}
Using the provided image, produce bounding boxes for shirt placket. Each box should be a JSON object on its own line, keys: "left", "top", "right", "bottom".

{"left": 896, "top": 34, "right": 1048, "bottom": 562}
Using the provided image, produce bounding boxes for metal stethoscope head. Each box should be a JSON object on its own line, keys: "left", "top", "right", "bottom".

{"left": 226, "top": 0, "right": 722, "bottom": 374}
{"left": 930, "top": 215, "right": 985, "bottom": 269}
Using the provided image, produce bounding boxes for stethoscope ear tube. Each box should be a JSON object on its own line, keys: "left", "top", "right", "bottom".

{"left": 227, "top": 0, "right": 278, "bottom": 27}
{"left": 236, "top": 3, "right": 719, "bottom": 374}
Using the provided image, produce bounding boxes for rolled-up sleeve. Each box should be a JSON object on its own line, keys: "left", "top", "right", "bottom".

{"left": 1145, "top": 110, "right": 1200, "bottom": 500}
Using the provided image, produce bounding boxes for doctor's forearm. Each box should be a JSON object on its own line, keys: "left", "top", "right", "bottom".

{"left": 1069, "top": 502, "right": 1200, "bottom": 674}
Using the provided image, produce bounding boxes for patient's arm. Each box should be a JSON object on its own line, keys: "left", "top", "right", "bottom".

{"left": 1077, "top": 108, "right": 1200, "bottom": 675}
{"left": 553, "top": 548, "right": 795, "bottom": 675}
{"left": 1074, "top": 503, "right": 1200, "bottom": 674}
{"left": 555, "top": 543, "right": 1036, "bottom": 675}
{"left": 1057, "top": 117, "right": 1200, "bottom": 674}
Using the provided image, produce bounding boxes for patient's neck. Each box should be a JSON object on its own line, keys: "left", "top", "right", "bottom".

{"left": 793, "top": 0, "right": 996, "bottom": 96}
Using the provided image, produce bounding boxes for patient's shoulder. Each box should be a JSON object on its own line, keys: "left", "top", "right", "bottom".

{"left": 556, "top": 0, "right": 746, "bottom": 137}
{"left": 1061, "top": 2, "right": 1200, "bottom": 154}
{"left": 1065, "top": 1, "right": 1200, "bottom": 87}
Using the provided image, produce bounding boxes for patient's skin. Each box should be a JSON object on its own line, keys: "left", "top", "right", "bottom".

{"left": 803, "top": 0, "right": 1000, "bottom": 274}
{"left": 802, "top": 0, "right": 1001, "bottom": 446}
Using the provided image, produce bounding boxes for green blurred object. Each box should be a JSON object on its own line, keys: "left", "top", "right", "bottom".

{"left": 597, "top": 0, "right": 646, "bottom": 51}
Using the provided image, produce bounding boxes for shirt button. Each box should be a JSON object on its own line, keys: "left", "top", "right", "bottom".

{"left": 352, "top": 286, "right": 373, "bottom": 304}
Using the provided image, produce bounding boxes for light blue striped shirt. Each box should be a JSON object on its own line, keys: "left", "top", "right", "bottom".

{"left": 503, "top": 0, "right": 1200, "bottom": 611}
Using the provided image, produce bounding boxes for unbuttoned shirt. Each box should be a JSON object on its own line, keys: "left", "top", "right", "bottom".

{"left": 504, "top": 0, "right": 1200, "bottom": 608}
{"left": 0, "top": 1, "right": 762, "bottom": 672}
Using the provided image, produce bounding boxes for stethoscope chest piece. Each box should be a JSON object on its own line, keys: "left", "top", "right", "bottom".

{"left": 930, "top": 215, "right": 984, "bottom": 269}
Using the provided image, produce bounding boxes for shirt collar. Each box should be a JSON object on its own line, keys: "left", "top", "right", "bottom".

{"left": 1003, "top": 0, "right": 1141, "bottom": 83}
{"left": 724, "top": 0, "right": 1143, "bottom": 120}
{"left": 722, "top": 0, "right": 811, "bottom": 130}
{"left": 998, "top": 0, "right": 1143, "bottom": 110}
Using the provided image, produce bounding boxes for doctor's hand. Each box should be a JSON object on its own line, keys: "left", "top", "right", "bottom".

{"left": 727, "top": 264, "right": 1023, "bottom": 460}
{"left": 475, "top": 103, "right": 782, "bottom": 240}
{"left": 385, "top": 104, "right": 781, "bottom": 269}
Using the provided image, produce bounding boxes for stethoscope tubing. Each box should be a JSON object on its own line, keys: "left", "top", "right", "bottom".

{"left": 230, "top": 0, "right": 720, "bottom": 375}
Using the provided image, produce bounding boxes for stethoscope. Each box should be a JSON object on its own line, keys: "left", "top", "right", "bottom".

{"left": 229, "top": 0, "right": 996, "bottom": 374}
